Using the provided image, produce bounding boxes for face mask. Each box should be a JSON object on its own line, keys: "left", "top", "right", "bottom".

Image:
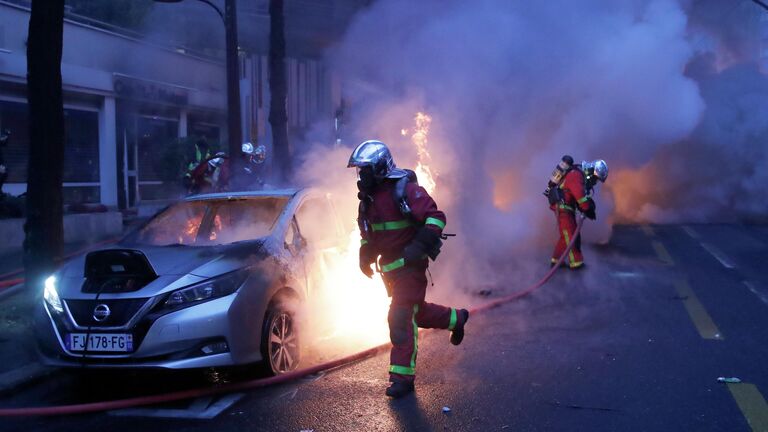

{"left": 356, "top": 166, "right": 377, "bottom": 194}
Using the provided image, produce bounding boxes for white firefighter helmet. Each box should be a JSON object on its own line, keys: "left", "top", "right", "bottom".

{"left": 347, "top": 140, "right": 398, "bottom": 180}
{"left": 208, "top": 152, "right": 227, "bottom": 169}
{"left": 582, "top": 159, "right": 609, "bottom": 183}
{"left": 242, "top": 142, "right": 266, "bottom": 164}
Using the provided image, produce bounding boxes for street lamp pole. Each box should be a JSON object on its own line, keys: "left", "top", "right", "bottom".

{"left": 155, "top": 0, "right": 242, "bottom": 163}
{"left": 224, "top": 0, "right": 242, "bottom": 166}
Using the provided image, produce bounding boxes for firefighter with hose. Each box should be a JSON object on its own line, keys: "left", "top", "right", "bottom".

{"left": 545, "top": 156, "right": 608, "bottom": 269}
{"left": 348, "top": 140, "right": 469, "bottom": 399}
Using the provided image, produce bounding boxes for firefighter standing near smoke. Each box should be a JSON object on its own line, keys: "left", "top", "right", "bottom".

{"left": 348, "top": 140, "right": 469, "bottom": 399}
{"left": 184, "top": 138, "right": 211, "bottom": 190}
{"left": 546, "top": 156, "right": 609, "bottom": 269}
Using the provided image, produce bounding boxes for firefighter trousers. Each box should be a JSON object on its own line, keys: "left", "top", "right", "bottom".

{"left": 551, "top": 210, "right": 583, "bottom": 268}
{"left": 383, "top": 265, "right": 461, "bottom": 383}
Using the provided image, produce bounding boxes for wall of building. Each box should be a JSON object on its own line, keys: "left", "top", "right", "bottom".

{"left": 0, "top": 1, "right": 227, "bottom": 209}
{"left": 0, "top": 0, "right": 357, "bottom": 211}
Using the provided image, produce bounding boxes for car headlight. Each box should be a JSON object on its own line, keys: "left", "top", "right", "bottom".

{"left": 164, "top": 270, "right": 248, "bottom": 308}
{"left": 43, "top": 275, "right": 63, "bottom": 313}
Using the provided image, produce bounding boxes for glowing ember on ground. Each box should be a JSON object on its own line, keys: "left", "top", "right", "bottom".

{"left": 410, "top": 112, "right": 437, "bottom": 194}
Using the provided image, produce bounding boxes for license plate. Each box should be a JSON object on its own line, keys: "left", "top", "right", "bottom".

{"left": 65, "top": 333, "right": 133, "bottom": 352}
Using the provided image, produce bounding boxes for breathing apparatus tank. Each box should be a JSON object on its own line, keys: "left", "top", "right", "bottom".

{"left": 543, "top": 155, "right": 574, "bottom": 203}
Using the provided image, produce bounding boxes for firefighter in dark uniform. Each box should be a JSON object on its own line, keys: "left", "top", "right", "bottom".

{"left": 348, "top": 140, "right": 469, "bottom": 398}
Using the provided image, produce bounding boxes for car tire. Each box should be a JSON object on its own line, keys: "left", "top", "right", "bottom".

{"left": 260, "top": 301, "right": 301, "bottom": 375}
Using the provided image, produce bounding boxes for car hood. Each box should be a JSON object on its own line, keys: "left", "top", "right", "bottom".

{"left": 56, "top": 239, "right": 270, "bottom": 299}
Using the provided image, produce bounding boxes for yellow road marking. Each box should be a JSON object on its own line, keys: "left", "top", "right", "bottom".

{"left": 641, "top": 225, "right": 655, "bottom": 237}
{"left": 682, "top": 225, "right": 700, "bottom": 239}
{"left": 652, "top": 240, "right": 674, "bottom": 265}
{"left": 727, "top": 383, "right": 768, "bottom": 432}
{"left": 674, "top": 279, "right": 723, "bottom": 340}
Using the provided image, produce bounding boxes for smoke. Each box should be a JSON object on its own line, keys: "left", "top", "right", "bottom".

{"left": 296, "top": 0, "right": 731, "bottom": 292}
{"left": 610, "top": 1, "right": 768, "bottom": 223}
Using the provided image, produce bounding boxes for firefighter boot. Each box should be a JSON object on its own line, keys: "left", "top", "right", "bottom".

{"left": 386, "top": 380, "right": 415, "bottom": 398}
{"left": 450, "top": 309, "right": 470, "bottom": 346}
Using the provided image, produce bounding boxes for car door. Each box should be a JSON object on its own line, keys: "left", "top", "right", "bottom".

{"left": 294, "top": 195, "right": 346, "bottom": 298}
{"left": 284, "top": 215, "right": 309, "bottom": 296}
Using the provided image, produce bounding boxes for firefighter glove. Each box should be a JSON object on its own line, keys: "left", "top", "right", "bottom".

{"left": 359, "top": 242, "right": 376, "bottom": 278}
{"left": 403, "top": 227, "right": 443, "bottom": 265}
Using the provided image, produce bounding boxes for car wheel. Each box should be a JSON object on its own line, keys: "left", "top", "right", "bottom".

{"left": 261, "top": 303, "right": 301, "bottom": 375}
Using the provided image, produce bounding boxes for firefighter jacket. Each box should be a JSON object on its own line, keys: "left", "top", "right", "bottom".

{"left": 550, "top": 168, "right": 595, "bottom": 214}
{"left": 358, "top": 179, "right": 446, "bottom": 272}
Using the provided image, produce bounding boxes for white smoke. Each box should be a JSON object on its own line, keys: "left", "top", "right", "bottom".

{"left": 296, "top": 0, "right": 712, "bottom": 289}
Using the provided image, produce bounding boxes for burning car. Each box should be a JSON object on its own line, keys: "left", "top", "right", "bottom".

{"left": 35, "top": 189, "right": 346, "bottom": 374}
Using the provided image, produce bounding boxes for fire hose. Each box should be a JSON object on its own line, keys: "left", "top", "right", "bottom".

{"left": 0, "top": 217, "right": 585, "bottom": 417}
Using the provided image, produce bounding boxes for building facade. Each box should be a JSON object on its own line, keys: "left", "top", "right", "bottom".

{"left": 0, "top": 0, "right": 364, "bottom": 210}
{"left": 0, "top": 0, "right": 231, "bottom": 209}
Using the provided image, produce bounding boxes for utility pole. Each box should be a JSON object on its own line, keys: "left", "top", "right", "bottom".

{"left": 224, "top": 0, "right": 242, "bottom": 170}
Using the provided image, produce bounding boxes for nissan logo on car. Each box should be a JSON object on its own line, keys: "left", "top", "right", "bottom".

{"left": 92, "top": 304, "right": 111, "bottom": 322}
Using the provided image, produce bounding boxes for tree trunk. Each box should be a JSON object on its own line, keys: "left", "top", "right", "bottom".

{"left": 24, "top": 0, "right": 65, "bottom": 296}
{"left": 268, "top": 0, "right": 290, "bottom": 182}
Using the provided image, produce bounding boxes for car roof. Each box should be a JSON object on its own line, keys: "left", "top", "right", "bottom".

{"left": 184, "top": 188, "right": 303, "bottom": 202}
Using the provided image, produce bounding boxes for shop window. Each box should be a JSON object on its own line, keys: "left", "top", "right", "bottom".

{"left": 63, "top": 108, "right": 99, "bottom": 183}
{"left": 0, "top": 99, "right": 30, "bottom": 183}
{"left": 0, "top": 100, "right": 98, "bottom": 189}
{"left": 137, "top": 116, "right": 178, "bottom": 182}
{"left": 0, "top": 100, "right": 99, "bottom": 203}
{"left": 189, "top": 122, "right": 220, "bottom": 146}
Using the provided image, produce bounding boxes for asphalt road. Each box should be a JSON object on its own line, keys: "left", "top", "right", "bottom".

{"left": 1, "top": 224, "right": 767, "bottom": 431}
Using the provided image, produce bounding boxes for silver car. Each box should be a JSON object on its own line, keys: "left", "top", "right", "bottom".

{"left": 35, "top": 189, "right": 346, "bottom": 374}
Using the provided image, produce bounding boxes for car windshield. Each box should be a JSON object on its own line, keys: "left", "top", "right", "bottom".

{"left": 126, "top": 197, "right": 289, "bottom": 246}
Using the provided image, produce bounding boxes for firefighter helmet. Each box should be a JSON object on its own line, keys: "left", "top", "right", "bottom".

{"left": 242, "top": 142, "right": 266, "bottom": 164}
{"left": 347, "top": 140, "right": 397, "bottom": 180}
{"left": 583, "top": 159, "right": 609, "bottom": 183}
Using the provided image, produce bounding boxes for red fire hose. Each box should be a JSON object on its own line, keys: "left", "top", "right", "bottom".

{"left": 0, "top": 218, "right": 585, "bottom": 417}
{"left": 0, "top": 278, "right": 23, "bottom": 289}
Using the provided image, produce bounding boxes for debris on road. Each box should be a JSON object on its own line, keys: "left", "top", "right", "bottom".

{"left": 442, "top": 406, "right": 451, "bottom": 414}
{"left": 548, "top": 401, "right": 618, "bottom": 412}
{"left": 717, "top": 377, "right": 741, "bottom": 383}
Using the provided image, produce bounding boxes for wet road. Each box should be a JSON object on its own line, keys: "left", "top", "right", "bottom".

{"left": 1, "top": 224, "right": 767, "bottom": 431}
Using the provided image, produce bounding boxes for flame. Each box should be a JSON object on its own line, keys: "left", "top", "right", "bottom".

{"left": 410, "top": 112, "right": 437, "bottom": 194}
{"left": 302, "top": 113, "right": 442, "bottom": 353}
{"left": 208, "top": 215, "right": 222, "bottom": 241}
{"left": 311, "top": 230, "right": 390, "bottom": 347}
{"left": 179, "top": 215, "right": 203, "bottom": 244}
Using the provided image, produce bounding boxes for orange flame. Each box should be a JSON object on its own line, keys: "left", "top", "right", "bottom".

{"left": 311, "top": 230, "right": 391, "bottom": 347}
{"left": 410, "top": 112, "right": 437, "bottom": 194}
